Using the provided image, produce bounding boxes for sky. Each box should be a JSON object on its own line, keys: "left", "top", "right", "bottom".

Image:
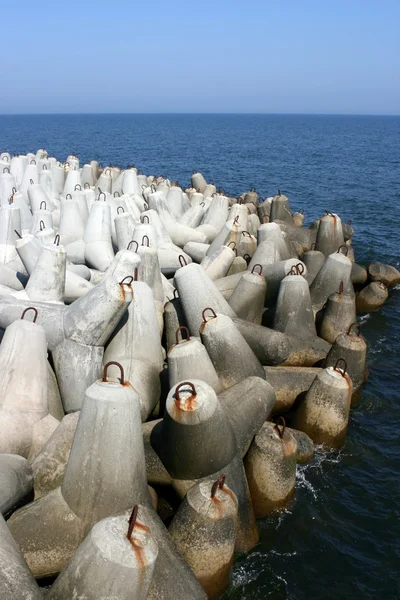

{"left": 0, "top": 0, "right": 399, "bottom": 115}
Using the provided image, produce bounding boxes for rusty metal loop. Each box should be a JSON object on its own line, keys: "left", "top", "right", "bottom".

{"left": 274, "top": 416, "right": 286, "bottom": 439}
{"left": 84, "top": 182, "right": 90, "bottom": 189}
{"left": 2, "top": 155, "right": 9, "bottom": 161}
{"left": 141, "top": 235, "right": 150, "bottom": 247}
{"left": 242, "top": 230, "right": 252, "bottom": 238}
{"left": 324, "top": 210, "right": 335, "bottom": 217}
{"left": 338, "top": 281, "right": 344, "bottom": 294}
{"left": 179, "top": 255, "right": 187, "bottom": 267}
{"left": 251, "top": 263, "right": 263, "bottom": 275}
{"left": 54, "top": 234, "right": 60, "bottom": 245}
{"left": 21, "top": 307, "right": 38, "bottom": 323}
{"left": 175, "top": 326, "right": 190, "bottom": 345}
{"left": 39, "top": 201, "right": 47, "bottom": 210}
{"left": 105, "top": 168, "right": 112, "bottom": 176}
{"left": 66, "top": 193, "right": 72, "bottom": 200}
{"left": 127, "top": 505, "right": 138, "bottom": 541}
{"left": 233, "top": 215, "right": 240, "bottom": 225}
{"left": 39, "top": 220, "right": 45, "bottom": 231}
{"left": 117, "top": 206, "right": 124, "bottom": 214}
{"left": 74, "top": 184, "right": 82, "bottom": 191}
{"left": 114, "top": 191, "right": 120, "bottom": 197}
{"left": 175, "top": 381, "right": 197, "bottom": 402}
{"left": 227, "top": 241, "right": 236, "bottom": 249}
{"left": 173, "top": 288, "right": 179, "bottom": 299}
{"left": 30, "top": 179, "right": 34, "bottom": 185}
{"left": 14, "top": 229, "right": 22, "bottom": 238}
{"left": 200, "top": 201, "right": 205, "bottom": 207}
{"left": 277, "top": 188, "right": 281, "bottom": 196}
{"left": 2, "top": 167, "right": 10, "bottom": 173}
{"left": 243, "top": 254, "right": 251, "bottom": 264}
{"left": 202, "top": 307, "right": 217, "bottom": 322}
{"left": 296, "top": 262, "right": 305, "bottom": 274}
{"left": 151, "top": 184, "right": 157, "bottom": 192}
{"left": 347, "top": 322, "right": 361, "bottom": 336}
{"left": 127, "top": 240, "right": 139, "bottom": 252}
{"left": 98, "top": 191, "right": 106, "bottom": 201}
{"left": 103, "top": 361, "right": 125, "bottom": 384}
{"left": 333, "top": 358, "right": 347, "bottom": 377}
{"left": 30, "top": 159, "right": 36, "bottom": 164}
{"left": 298, "top": 208, "right": 305, "bottom": 215}
{"left": 337, "top": 244, "right": 349, "bottom": 256}
{"left": 141, "top": 215, "right": 150, "bottom": 223}
{"left": 211, "top": 474, "right": 226, "bottom": 498}
{"left": 119, "top": 275, "right": 134, "bottom": 286}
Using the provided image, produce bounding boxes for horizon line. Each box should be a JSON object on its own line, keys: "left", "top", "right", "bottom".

{"left": 0, "top": 111, "right": 399, "bottom": 117}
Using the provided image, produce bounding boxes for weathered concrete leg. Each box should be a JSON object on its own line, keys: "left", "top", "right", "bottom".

{"left": 244, "top": 420, "right": 297, "bottom": 516}
{"left": 169, "top": 478, "right": 238, "bottom": 599}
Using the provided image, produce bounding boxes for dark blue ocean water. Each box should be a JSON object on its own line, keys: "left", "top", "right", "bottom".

{"left": 1, "top": 114, "right": 399, "bottom": 599}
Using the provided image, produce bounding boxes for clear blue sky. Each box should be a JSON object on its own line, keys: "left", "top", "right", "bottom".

{"left": 1, "top": 0, "right": 399, "bottom": 115}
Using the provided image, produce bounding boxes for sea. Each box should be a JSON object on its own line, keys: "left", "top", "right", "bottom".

{"left": 0, "top": 113, "right": 399, "bottom": 599}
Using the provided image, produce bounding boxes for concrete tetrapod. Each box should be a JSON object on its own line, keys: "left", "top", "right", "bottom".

{"left": 263, "top": 258, "right": 308, "bottom": 305}
{"left": 319, "top": 283, "right": 357, "bottom": 343}
{"left": 48, "top": 506, "right": 158, "bottom": 600}
{"left": 0, "top": 308, "right": 49, "bottom": 457}
{"left": 53, "top": 275, "right": 133, "bottom": 413}
{"left": 174, "top": 262, "right": 236, "bottom": 336}
{"left": 367, "top": 261, "right": 400, "bottom": 288}
{"left": 315, "top": 212, "right": 345, "bottom": 257}
{"left": 23, "top": 242, "right": 66, "bottom": 303}
{"left": 310, "top": 246, "right": 353, "bottom": 313}
{"left": 152, "top": 380, "right": 237, "bottom": 480}
{"left": 83, "top": 198, "right": 114, "bottom": 271}
{"left": 233, "top": 317, "right": 330, "bottom": 367}
{"left": 183, "top": 241, "right": 210, "bottom": 263}
{"left": 169, "top": 477, "right": 238, "bottom": 600}
{"left": 206, "top": 218, "right": 245, "bottom": 257}
{"left": 247, "top": 239, "right": 282, "bottom": 272}
{"left": 168, "top": 326, "right": 223, "bottom": 392}
{"left": 351, "top": 262, "right": 368, "bottom": 286}
{"left": 302, "top": 249, "right": 325, "bottom": 286}
{"left": 200, "top": 310, "right": 266, "bottom": 389}
{"left": 0, "top": 513, "right": 43, "bottom": 600}
{"left": 228, "top": 264, "right": 266, "bottom": 324}
{"left": 61, "top": 363, "right": 150, "bottom": 532}
{"left": 270, "top": 193, "right": 292, "bottom": 223}
{"left": 217, "top": 376, "right": 276, "bottom": 455}
{"left": 356, "top": 281, "right": 388, "bottom": 312}
{"left": 171, "top": 452, "right": 259, "bottom": 553}
{"left": 129, "top": 504, "right": 207, "bottom": 600}
{"left": 256, "top": 221, "right": 292, "bottom": 260}
{"left": 324, "top": 323, "right": 367, "bottom": 404}
{"left": 8, "top": 362, "right": 150, "bottom": 577}
{"left": 31, "top": 412, "right": 80, "bottom": 499}
{"left": 263, "top": 366, "right": 322, "bottom": 413}
{"left": 293, "top": 360, "right": 353, "bottom": 448}
{"left": 200, "top": 244, "right": 236, "bottom": 280}
{"left": 0, "top": 454, "right": 33, "bottom": 515}
{"left": 244, "top": 419, "right": 297, "bottom": 517}
{"left": 104, "top": 279, "right": 163, "bottom": 420}
{"left": 163, "top": 294, "right": 189, "bottom": 352}
{"left": 273, "top": 264, "right": 316, "bottom": 338}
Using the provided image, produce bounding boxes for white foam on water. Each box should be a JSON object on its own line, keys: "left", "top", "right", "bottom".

{"left": 295, "top": 445, "right": 347, "bottom": 502}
